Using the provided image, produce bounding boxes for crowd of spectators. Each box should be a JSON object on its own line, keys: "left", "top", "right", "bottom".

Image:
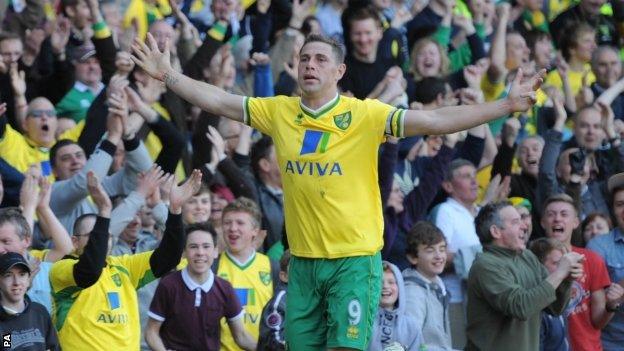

{"left": 0, "top": 0, "right": 624, "bottom": 349}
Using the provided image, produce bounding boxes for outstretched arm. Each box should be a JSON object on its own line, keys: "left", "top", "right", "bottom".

{"left": 403, "top": 69, "right": 545, "bottom": 136}
{"left": 131, "top": 33, "right": 245, "bottom": 122}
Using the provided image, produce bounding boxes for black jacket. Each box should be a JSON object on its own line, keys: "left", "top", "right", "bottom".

{"left": 0, "top": 295, "right": 60, "bottom": 350}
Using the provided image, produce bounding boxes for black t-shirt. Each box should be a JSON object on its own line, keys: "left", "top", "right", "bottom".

{"left": 0, "top": 299, "right": 59, "bottom": 351}
{"left": 339, "top": 54, "right": 398, "bottom": 99}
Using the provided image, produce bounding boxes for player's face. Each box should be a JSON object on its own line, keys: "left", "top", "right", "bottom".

{"left": 182, "top": 193, "right": 212, "bottom": 224}
{"left": 411, "top": 241, "right": 447, "bottom": 280}
{"left": 379, "top": 270, "right": 398, "bottom": 309}
{"left": 542, "top": 248, "right": 563, "bottom": 274}
{"left": 517, "top": 137, "right": 543, "bottom": 178}
{"left": 542, "top": 201, "right": 580, "bottom": 245}
{"left": 298, "top": 41, "right": 345, "bottom": 96}
{"left": 495, "top": 206, "right": 528, "bottom": 252}
{"left": 185, "top": 230, "right": 218, "bottom": 275}
{"left": 0, "top": 224, "right": 29, "bottom": 256}
{"left": 222, "top": 211, "right": 258, "bottom": 254}
{"left": 0, "top": 266, "right": 29, "bottom": 304}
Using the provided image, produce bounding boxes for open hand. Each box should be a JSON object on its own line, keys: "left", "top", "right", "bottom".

{"left": 87, "top": 171, "right": 112, "bottom": 216}
{"left": 136, "top": 166, "right": 167, "bottom": 198}
{"left": 169, "top": 169, "right": 203, "bottom": 214}
{"left": 508, "top": 68, "right": 546, "bottom": 112}
{"left": 131, "top": 33, "right": 173, "bottom": 82}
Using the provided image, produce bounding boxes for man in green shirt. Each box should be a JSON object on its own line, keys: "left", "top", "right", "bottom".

{"left": 55, "top": 44, "right": 104, "bottom": 123}
{"left": 465, "top": 201, "right": 584, "bottom": 351}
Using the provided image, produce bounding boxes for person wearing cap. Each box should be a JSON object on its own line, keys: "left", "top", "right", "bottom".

{"left": 55, "top": 44, "right": 104, "bottom": 125}
{"left": 0, "top": 203, "right": 73, "bottom": 313}
{"left": 585, "top": 172, "right": 624, "bottom": 350}
{"left": 510, "top": 197, "right": 534, "bottom": 242}
{"left": 0, "top": 252, "right": 60, "bottom": 351}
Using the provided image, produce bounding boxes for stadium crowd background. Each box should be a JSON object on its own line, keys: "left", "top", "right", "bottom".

{"left": 0, "top": 0, "right": 624, "bottom": 349}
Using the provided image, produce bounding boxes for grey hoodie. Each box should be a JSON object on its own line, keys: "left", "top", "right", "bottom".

{"left": 403, "top": 267, "right": 452, "bottom": 351}
{"left": 368, "top": 261, "right": 423, "bottom": 351}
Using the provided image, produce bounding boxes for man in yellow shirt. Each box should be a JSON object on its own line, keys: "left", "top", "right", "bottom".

{"left": 49, "top": 170, "right": 202, "bottom": 350}
{"left": 132, "top": 32, "right": 544, "bottom": 350}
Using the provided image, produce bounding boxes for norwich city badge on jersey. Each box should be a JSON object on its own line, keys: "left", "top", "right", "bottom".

{"left": 333, "top": 112, "right": 352, "bottom": 130}
{"left": 111, "top": 273, "right": 122, "bottom": 287}
{"left": 259, "top": 271, "right": 271, "bottom": 286}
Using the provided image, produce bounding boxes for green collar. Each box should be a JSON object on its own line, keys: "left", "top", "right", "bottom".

{"left": 299, "top": 94, "right": 340, "bottom": 119}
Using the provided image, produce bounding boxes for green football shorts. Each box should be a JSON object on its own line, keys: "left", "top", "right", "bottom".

{"left": 285, "top": 252, "right": 382, "bottom": 350}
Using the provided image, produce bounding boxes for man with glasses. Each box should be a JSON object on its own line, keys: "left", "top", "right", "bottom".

{"left": 0, "top": 97, "right": 82, "bottom": 178}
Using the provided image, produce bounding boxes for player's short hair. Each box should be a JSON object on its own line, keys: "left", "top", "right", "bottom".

{"left": 302, "top": 34, "right": 346, "bottom": 64}
{"left": 185, "top": 222, "right": 218, "bottom": 246}
{"left": 542, "top": 193, "right": 578, "bottom": 217}
{"left": 222, "top": 197, "right": 262, "bottom": 228}
{"left": 0, "top": 208, "right": 31, "bottom": 240}
{"left": 475, "top": 201, "right": 513, "bottom": 244}
{"left": 50, "top": 139, "right": 80, "bottom": 168}
{"left": 405, "top": 221, "right": 446, "bottom": 258}
{"left": 279, "top": 250, "right": 291, "bottom": 273}
{"left": 529, "top": 237, "right": 565, "bottom": 263}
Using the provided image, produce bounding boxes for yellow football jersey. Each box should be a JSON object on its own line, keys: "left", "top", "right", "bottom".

{"left": 28, "top": 249, "right": 48, "bottom": 261}
{"left": 0, "top": 121, "right": 82, "bottom": 180}
{"left": 244, "top": 94, "right": 404, "bottom": 258}
{"left": 544, "top": 64, "right": 596, "bottom": 97}
{"left": 50, "top": 251, "right": 155, "bottom": 350}
{"left": 218, "top": 251, "right": 274, "bottom": 351}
